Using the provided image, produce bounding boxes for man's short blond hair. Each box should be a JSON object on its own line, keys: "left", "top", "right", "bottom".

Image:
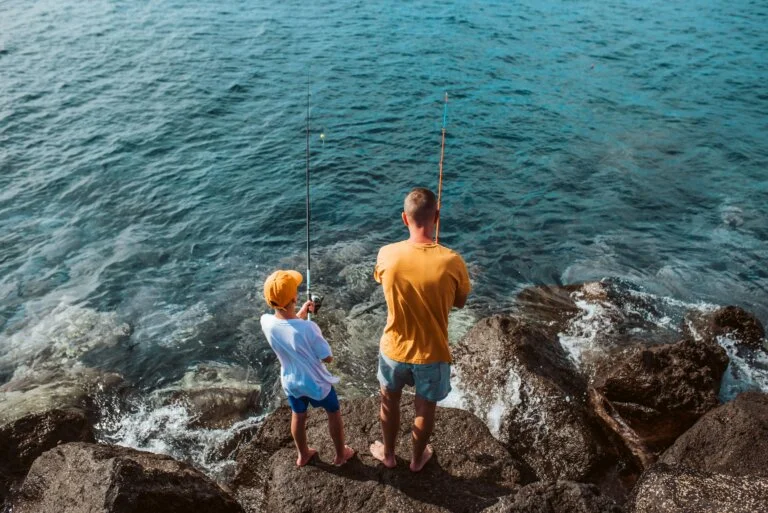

{"left": 404, "top": 187, "right": 437, "bottom": 226}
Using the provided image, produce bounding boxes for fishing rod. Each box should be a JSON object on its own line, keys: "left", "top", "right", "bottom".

{"left": 435, "top": 92, "right": 448, "bottom": 243}
{"left": 305, "top": 81, "right": 323, "bottom": 319}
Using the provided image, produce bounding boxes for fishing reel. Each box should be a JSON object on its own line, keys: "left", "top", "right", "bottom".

{"left": 309, "top": 293, "right": 324, "bottom": 313}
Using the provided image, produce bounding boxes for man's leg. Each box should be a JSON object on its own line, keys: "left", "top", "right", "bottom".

{"left": 410, "top": 394, "right": 436, "bottom": 472}
{"left": 370, "top": 386, "right": 401, "bottom": 468}
{"left": 291, "top": 411, "right": 317, "bottom": 466}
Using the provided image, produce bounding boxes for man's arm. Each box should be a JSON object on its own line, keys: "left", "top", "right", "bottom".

{"left": 453, "top": 255, "right": 471, "bottom": 309}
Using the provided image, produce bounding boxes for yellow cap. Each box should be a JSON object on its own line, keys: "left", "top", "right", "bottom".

{"left": 263, "top": 270, "right": 303, "bottom": 310}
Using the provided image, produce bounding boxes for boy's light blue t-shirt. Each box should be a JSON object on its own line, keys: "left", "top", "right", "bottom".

{"left": 260, "top": 314, "right": 339, "bottom": 401}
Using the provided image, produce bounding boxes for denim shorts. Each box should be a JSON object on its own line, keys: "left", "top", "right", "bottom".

{"left": 287, "top": 386, "right": 340, "bottom": 414}
{"left": 377, "top": 352, "right": 451, "bottom": 402}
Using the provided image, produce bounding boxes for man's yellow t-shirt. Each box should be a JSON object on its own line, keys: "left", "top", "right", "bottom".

{"left": 374, "top": 241, "right": 471, "bottom": 364}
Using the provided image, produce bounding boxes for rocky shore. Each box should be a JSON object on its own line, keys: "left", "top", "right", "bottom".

{"left": 2, "top": 282, "right": 767, "bottom": 512}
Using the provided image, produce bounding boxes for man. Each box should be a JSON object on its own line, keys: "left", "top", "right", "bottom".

{"left": 369, "top": 187, "right": 471, "bottom": 472}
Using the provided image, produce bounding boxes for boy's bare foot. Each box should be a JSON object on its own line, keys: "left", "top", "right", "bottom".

{"left": 409, "top": 444, "right": 433, "bottom": 472}
{"left": 369, "top": 441, "right": 397, "bottom": 468}
{"left": 297, "top": 448, "right": 318, "bottom": 467}
{"left": 332, "top": 445, "right": 356, "bottom": 466}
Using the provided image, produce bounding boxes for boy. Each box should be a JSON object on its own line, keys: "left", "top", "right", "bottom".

{"left": 260, "top": 269, "right": 355, "bottom": 466}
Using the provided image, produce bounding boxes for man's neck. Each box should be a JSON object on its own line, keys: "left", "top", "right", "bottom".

{"left": 407, "top": 227, "right": 435, "bottom": 245}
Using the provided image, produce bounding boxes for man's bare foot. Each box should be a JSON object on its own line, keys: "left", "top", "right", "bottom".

{"left": 332, "top": 445, "right": 356, "bottom": 466}
{"left": 296, "top": 448, "right": 318, "bottom": 467}
{"left": 410, "top": 444, "right": 433, "bottom": 472}
{"left": 369, "top": 440, "right": 397, "bottom": 468}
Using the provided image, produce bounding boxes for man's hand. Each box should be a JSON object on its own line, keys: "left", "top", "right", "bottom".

{"left": 297, "top": 300, "right": 316, "bottom": 320}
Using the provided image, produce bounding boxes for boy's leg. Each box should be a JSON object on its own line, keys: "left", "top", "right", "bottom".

{"left": 315, "top": 388, "right": 355, "bottom": 465}
{"left": 410, "top": 395, "right": 436, "bottom": 472}
{"left": 290, "top": 407, "right": 317, "bottom": 466}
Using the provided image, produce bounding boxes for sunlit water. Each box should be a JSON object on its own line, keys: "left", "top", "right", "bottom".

{"left": 2, "top": 0, "right": 767, "bottom": 479}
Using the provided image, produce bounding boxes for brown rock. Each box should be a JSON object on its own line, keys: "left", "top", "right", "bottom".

{"left": 0, "top": 408, "right": 94, "bottom": 505}
{"left": 659, "top": 391, "right": 768, "bottom": 476}
{"left": 232, "top": 396, "right": 526, "bottom": 513}
{"left": 627, "top": 463, "right": 768, "bottom": 513}
{"left": 593, "top": 335, "right": 728, "bottom": 453}
{"left": 685, "top": 306, "right": 766, "bottom": 351}
{"left": 10, "top": 442, "right": 243, "bottom": 513}
{"left": 483, "top": 481, "right": 623, "bottom": 513}
{"left": 451, "top": 315, "right": 620, "bottom": 487}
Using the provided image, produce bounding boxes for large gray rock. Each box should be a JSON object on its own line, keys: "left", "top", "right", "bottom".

{"left": 483, "top": 481, "right": 623, "bottom": 513}
{"left": 627, "top": 463, "right": 768, "bottom": 513}
{"left": 659, "top": 391, "right": 768, "bottom": 476}
{"left": 0, "top": 408, "right": 94, "bottom": 504}
{"left": 592, "top": 335, "right": 729, "bottom": 454}
{"left": 450, "top": 315, "right": 616, "bottom": 486}
{"left": 10, "top": 442, "right": 243, "bottom": 513}
{"left": 232, "top": 396, "right": 528, "bottom": 513}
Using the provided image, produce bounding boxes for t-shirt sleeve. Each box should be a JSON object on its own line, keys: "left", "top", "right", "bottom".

{"left": 308, "top": 322, "right": 332, "bottom": 360}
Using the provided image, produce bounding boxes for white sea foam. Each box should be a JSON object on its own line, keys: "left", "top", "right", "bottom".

{"left": 96, "top": 397, "right": 265, "bottom": 481}
{"left": 717, "top": 336, "right": 768, "bottom": 402}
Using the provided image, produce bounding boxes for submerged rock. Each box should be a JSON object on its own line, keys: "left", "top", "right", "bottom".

{"left": 627, "top": 463, "right": 768, "bottom": 513}
{"left": 0, "top": 365, "right": 123, "bottom": 425}
{"left": 450, "top": 315, "right": 619, "bottom": 488}
{"left": 0, "top": 408, "right": 94, "bottom": 504}
{"left": 659, "top": 391, "right": 768, "bottom": 476}
{"left": 592, "top": 334, "right": 728, "bottom": 455}
{"left": 153, "top": 362, "right": 262, "bottom": 429}
{"left": 232, "top": 396, "right": 527, "bottom": 513}
{"left": 10, "top": 442, "right": 243, "bottom": 513}
{"left": 484, "top": 481, "right": 623, "bottom": 513}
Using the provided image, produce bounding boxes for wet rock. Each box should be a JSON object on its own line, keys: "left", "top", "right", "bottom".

{"left": 0, "top": 408, "right": 94, "bottom": 504}
{"left": 10, "top": 442, "right": 243, "bottom": 513}
{"left": 232, "top": 396, "right": 526, "bottom": 513}
{"left": 659, "top": 391, "right": 768, "bottom": 476}
{"left": 685, "top": 305, "right": 766, "bottom": 351}
{"left": 592, "top": 335, "right": 728, "bottom": 454}
{"left": 483, "top": 481, "right": 623, "bottom": 513}
{"left": 153, "top": 362, "right": 261, "bottom": 429}
{"left": 627, "top": 462, "right": 768, "bottom": 513}
{"left": 450, "top": 315, "right": 616, "bottom": 486}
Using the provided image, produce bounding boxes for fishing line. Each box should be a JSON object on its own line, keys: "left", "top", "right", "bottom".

{"left": 435, "top": 92, "right": 449, "bottom": 243}
{"left": 305, "top": 81, "right": 323, "bottom": 318}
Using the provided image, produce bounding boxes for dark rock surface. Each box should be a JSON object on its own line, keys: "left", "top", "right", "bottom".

{"left": 451, "top": 315, "right": 621, "bottom": 487}
{"left": 0, "top": 408, "right": 94, "bottom": 505}
{"left": 659, "top": 391, "right": 768, "bottom": 476}
{"left": 627, "top": 462, "right": 768, "bottom": 513}
{"left": 592, "top": 335, "right": 728, "bottom": 454}
{"left": 482, "top": 481, "right": 623, "bottom": 513}
{"left": 685, "top": 305, "right": 766, "bottom": 350}
{"left": 232, "top": 396, "right": 529, "bottom": 513}
{"left": 10, "top": 442, "right": 243, "bottom": 513}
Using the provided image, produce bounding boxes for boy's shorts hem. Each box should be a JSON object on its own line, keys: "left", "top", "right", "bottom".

{"left": 377, "top": 352, "right": 451, "bottom": 403}
{"left": 287, "top": 386, "right": 340, "bottom": 414}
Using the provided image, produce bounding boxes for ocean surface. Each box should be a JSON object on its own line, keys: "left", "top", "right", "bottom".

{"left": 2, "top": 0, "right": 767, "bottom": 478}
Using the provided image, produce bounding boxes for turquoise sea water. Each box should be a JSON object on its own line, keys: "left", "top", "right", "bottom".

{"left": 1, "top": 0, "right": 767, "bottom": 471}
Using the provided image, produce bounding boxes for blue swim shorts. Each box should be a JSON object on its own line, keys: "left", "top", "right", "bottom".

{"left": 287, "top": 386, "right": 340, "bottom": 414}
{"left": 377, "top": 352, "right": 451, "bottom": 403}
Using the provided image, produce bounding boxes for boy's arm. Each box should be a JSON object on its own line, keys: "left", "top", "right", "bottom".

{"left": 322, "top": 355, "right": 333, "bottom": 363}
{"left": 309, "top": 323, "right": 334, "bottom": 362}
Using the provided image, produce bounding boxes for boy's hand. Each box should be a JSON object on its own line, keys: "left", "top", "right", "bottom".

{"left": 297, "top": 300, "right": 315, "bottom": 320}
